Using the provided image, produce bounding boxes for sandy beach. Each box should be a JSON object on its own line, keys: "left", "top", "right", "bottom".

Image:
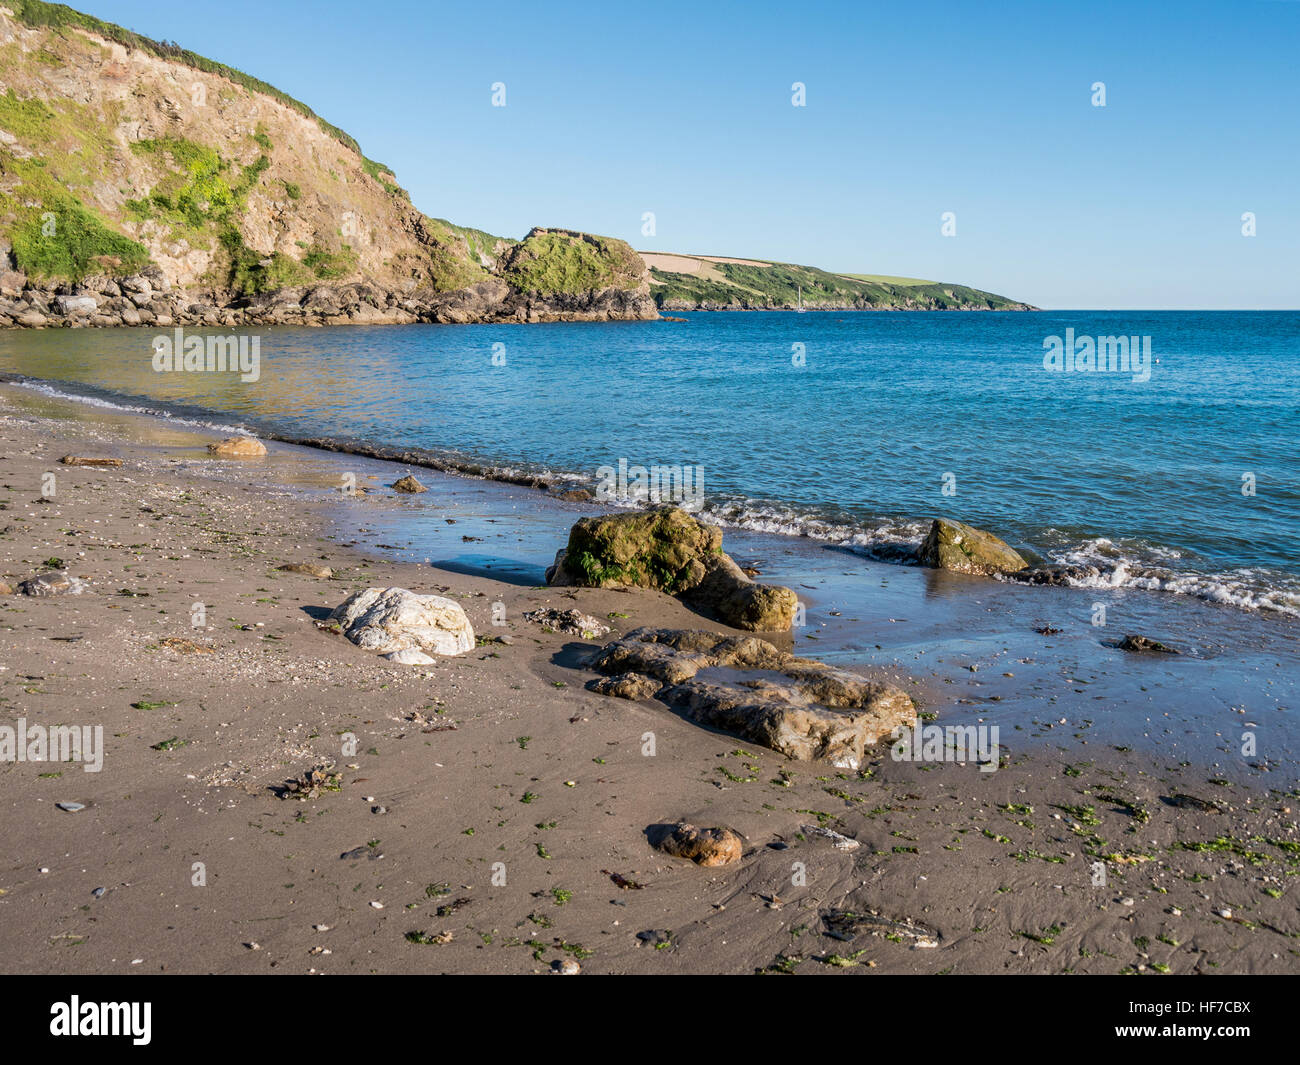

{"left": 0, "top": 382, "right": 1295, "bottom": 976}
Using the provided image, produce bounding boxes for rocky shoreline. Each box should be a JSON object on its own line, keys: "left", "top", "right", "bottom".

{"left": 0, "top": 264, "right": 660, "bottom": 330}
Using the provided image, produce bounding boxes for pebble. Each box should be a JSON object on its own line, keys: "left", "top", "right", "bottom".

{"left": 91, "top": 887, "right": 107, "bottom": 898}
{"left": 551, "top": 958, "right": 580, "bottom": 975}
{"left": 1120, "top": 897, "right": 1135, "bottom": 906}
{"left": 55, "top": 802, "right": 86, "bottom": 813}
{"left": 370, "top": 900, "right": 384, "bottom": 909}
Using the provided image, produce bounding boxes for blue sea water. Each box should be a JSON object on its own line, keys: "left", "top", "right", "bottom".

{"left": 2, "top": 309, "right": 1297, "bottom": 615}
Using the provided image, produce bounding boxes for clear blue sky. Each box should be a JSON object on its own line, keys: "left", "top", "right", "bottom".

{"left": 84, "top": 0, "right": 1298, "bottom": 308}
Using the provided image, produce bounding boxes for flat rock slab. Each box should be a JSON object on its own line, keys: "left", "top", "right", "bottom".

{"left": 587, "top": 627, "right": 915, "bottom": 770}
{"left": 328, "top": 587, "right": 474, "bottom": 662}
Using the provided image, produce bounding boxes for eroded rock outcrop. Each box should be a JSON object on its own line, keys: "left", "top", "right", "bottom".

{"left": 586, "top": 628, "right": 915, "bottom": 770}
{"left": 916, "top": 517, "right": 1028, "bottom": 576}
{"left": 547, "top": 507, "right": 797, "bottom": 631}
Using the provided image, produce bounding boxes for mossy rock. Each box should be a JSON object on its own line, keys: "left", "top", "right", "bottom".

{"left": 916, "top": 518, "right": 1028, "bottom": 576}
{"left": 548, "top": 507, "right": 796, "bottom": 631}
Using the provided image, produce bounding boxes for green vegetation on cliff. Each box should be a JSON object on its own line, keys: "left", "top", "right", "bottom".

{"left": 648, "top": 255, "right": 1029, "bottom": 311}
{"left": 7, "top": 0, "right": 392, "bottom": 174}
{"left": 503, "top": 230, "right": 645, "bottom": 295}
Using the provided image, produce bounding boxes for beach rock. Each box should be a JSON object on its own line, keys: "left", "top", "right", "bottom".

{"left": 588, "top": 628, "right": 915, "bottom": 769}
{"left": 547, "top": 507, "right": 797, "bottom": 631}
{"left": 328, "top": 587, "right": 474, "bottom": 661}
{"left": 392, "top": 474, "right": 427, "bottom": 494}
{"left": 651, "top": 822, "right": 744, "bottom": 866}
{"left": 556, "top": 488, "right": 592, "bottom": 502}
{"left": 207, "top": 436, "right": 267, "bottom": 458}
{"left": 1011, "top": 562, "right": 1100, "bottom": 586}
{"left": 18, "top": 570, "right": 86, "bottom": 596}
{"left": 917, "top": 517, "right": 1028, "bottom": 576}
{"left": 159, "top": 636, "right": 214, "bottom": 654}
{"left": 54, "top": 295, "right": 98, "bottom": 317}
{"left": 522, "top": 607, "right": 610, "bottom": 638}
{"left": 803, "top": 825, "right": 861, "bottom": 851}
{"left": 278, "top": 562, "right": 334, "bottom": 578}
{"left": 59, "top": 455, "right": 124, "bottom": 468}
{"left": 587, "top": 672, "right": 661, "bottom": 700}
{"left": 0, "top": 581, "right": 13, "bottom": 595}
{"left": 1117, "top": 633, "right": 1180, "bottom": 655}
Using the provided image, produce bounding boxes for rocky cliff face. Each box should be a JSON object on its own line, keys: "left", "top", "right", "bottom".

{"left": 0, "top": 3, "right": 657, "bottom": 327}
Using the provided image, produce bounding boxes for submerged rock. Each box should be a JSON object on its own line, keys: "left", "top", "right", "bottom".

{"left": 207, "top": 436, "right": 267, "bottom": 457}
{"left": 547, "top": 506, "right": 797, "bottom": 631}
{"left": 392, "top": 474, "right": 427, "bottom": 494}
{"left": 1011, "top": 562, "right": 1101, "bottom": 586}
{"left": 1116, "top": 633, "right": 1180, "bottom": 655}
{"left": 587, "top": 627, "right": 915, "bottom": 769}
{"left": 651, "top": 822, "right": 744, "bottom": 866}
{"left": 916, "top": 517, "right": 1028, "bottom": 576}
{"left": 328, "top": 587, "right": 474, "bottom": 662}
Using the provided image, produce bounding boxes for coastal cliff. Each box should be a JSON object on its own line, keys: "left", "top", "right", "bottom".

{"left": 642, "top": 253, "right": 1033, "bottom": 312}
{"left": 0, "top": 2, "right": 657, "bottom": 327}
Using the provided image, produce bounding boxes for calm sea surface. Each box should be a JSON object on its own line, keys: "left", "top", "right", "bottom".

{"left": 2, "top": 310, "right": 1297, "bottom": 615}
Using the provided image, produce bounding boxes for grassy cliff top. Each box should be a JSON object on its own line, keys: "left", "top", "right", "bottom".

{"left": 644, "top": 253, "right": 1029, "bottom": 310}
{"left": 5, "top": 0, "right": 386, "bottom": 170}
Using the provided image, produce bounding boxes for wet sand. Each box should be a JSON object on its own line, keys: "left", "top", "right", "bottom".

{"left": 0, "top": 384, "right": 1297, "bottom": 974}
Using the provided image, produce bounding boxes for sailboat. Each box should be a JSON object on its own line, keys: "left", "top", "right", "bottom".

{"left": 796, "top": 285, "right": 807, "bottom": 313}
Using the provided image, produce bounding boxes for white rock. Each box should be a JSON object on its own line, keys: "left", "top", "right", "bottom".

{"left": 385, "top": 647, "right": 437, "bottom": 665}
{"left": 328, "top": 588, "right": 474, "bottom": 660}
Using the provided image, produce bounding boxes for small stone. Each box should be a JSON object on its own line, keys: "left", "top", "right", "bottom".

{"left": 1216, "top": 908, "right": 1233, "bottom": 919}
{"left": 278, "top": 563, "right": 333, "bottom": 578}
{"left": 523, "top": 607, "right": 610, "bottom": 638}
{"left": 392, "top": 475, "right": 427, "bottom": 494}
{"left": 19, "top": 570, "right": 86, "bottom": 596}
{"left": 91, "top": 887, "right": 107, "bottom": 898}
{"left": 652, "top": 822, "right": 743, "bottom": 866}
{"left": 1120, "top": 897, "right": 1135, "bottom": 907}
{"left": 370, "top": 900, "right": 384, "bottom": 909}
{"left": 55, "top": 802, "right": 86, "bottom": 813}
{"left": 207, "top": 436, "right": 267, "bottom": 458}
{"left": 551, "top": 957, "right": 581, "bottom": 974}
{"left": 59, "top": 456, "right": 124, "bottom": 468}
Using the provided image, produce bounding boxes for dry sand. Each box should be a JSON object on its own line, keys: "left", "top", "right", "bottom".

{"left": 0, "top": 385, "right": 1296, "bottom": 975}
